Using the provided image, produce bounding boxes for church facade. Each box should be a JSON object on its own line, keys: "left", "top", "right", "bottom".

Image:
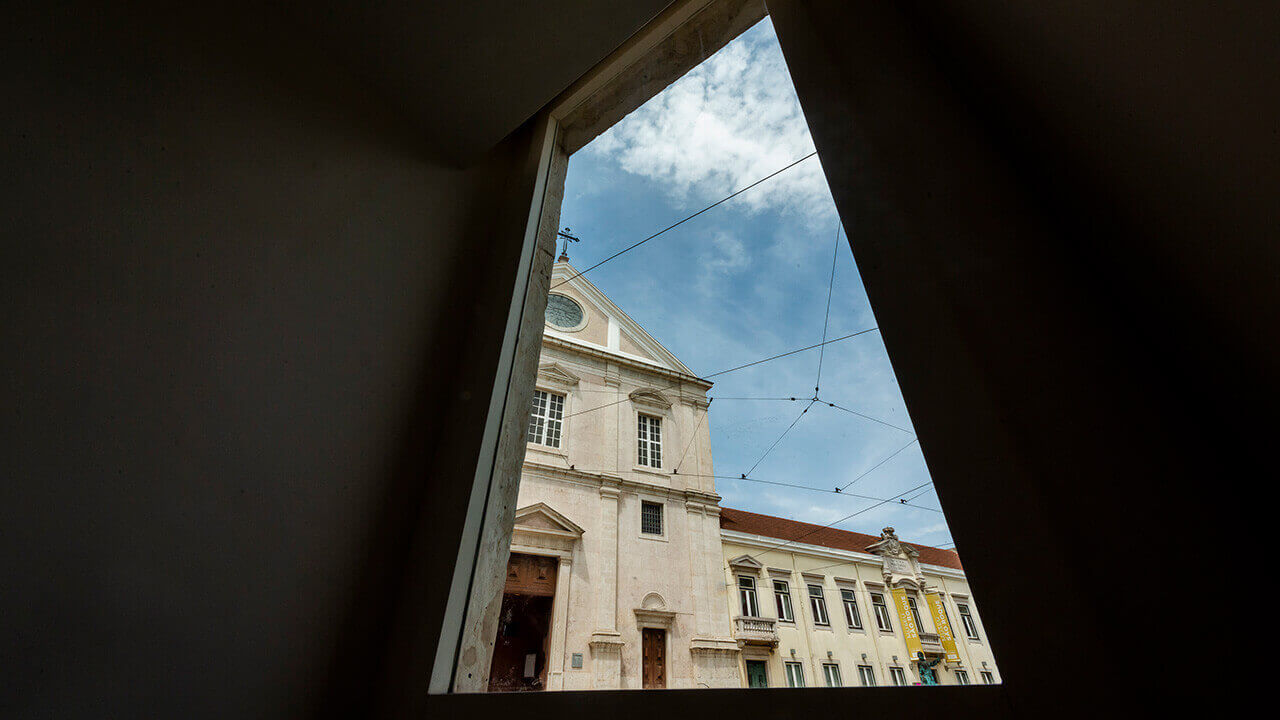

{"left": 488, "top": 260, "right": 740, "bottom": 691}
{"left": 488, "top": 259, "right": 998, "bottom": 691}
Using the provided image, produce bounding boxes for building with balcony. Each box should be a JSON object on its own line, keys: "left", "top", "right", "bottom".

{"left": 720, "top": 508, "right": 1000, "bottom": 688}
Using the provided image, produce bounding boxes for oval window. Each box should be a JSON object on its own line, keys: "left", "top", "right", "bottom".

{"left": 545, "top": 293, "right": 585, "bottom": 329}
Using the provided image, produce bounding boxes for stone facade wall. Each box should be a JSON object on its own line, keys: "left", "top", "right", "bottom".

{"left": 510, "top": 263, "right": 738, "bottom": 690}
{"left": 720, "top": 535, "right": 1000, "bottom": 688}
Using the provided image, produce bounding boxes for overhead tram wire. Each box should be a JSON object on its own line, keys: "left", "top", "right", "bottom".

{"left": 551, "top": 151, "right": 819, "bottom": 290}
{"left": 823, "top": 401, "right": 916, "bottom": 435}
{"left": 672, "top": 398, "right": 712, "bottom": 473}
{"left": 701, "top": 325, "right": 880, "bottom": 379}
{"left": 744, "top": 399, "right": 816, "bottom": 477}
{"left": 901, "top": 486, "right": 934, "bottom": 504}
{"left": 813, "top": 222, "right": 842, "bottom": 396}
{"left": 558, "top": 327, "right": 878, "bottom": 420}
{"left": 669, "top": 470, "right": 942, "bottom": 512}
{"left": 726, "top": 479, "right": 934, "bottom": 573}
{"left": 837, "top": 436, "right": 920, "bottom": 492}
{"left": 708, "top": 396, "right": 804, "bottom": 401}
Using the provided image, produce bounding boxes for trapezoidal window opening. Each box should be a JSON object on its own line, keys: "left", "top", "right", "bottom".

{"left": 442, "top": 0, "right": 1002, "bottom": 694}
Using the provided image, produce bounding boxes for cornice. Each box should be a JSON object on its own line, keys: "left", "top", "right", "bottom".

{"left": 542, "top": 335, "right": 712, "bottom": 390}
{"left": 720, "top": 529, "right": 968, "bottom": 581}
{"left": 523, "top": 460, "right": 723, "bottom": 505}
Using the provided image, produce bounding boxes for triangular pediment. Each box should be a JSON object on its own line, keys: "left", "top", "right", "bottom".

{"left": 548, "top": 262, "right": 693, "bottom": 375}
{"left": 514, "top": 502, "right": 584, "bottom": 537}
{"left": 537, "top": 362, "right": 580, "bottom": 388}
{"left": 728, "top": 554, "right": 765, "bottom": 571}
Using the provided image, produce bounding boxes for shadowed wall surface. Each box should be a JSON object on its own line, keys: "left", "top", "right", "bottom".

{"left": 2, "top": 1, "right": 1273, "bottom": 718}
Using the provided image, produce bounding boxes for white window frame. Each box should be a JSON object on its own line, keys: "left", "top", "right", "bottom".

{"left": 527, "top": 389, "right": 565, "bottom": 448}
{"left": 785, "top": 661, "right": 806, "bottom": 688}
{"left": 980, "top": 670, "right": 995, "bottom": 685}
{"left": 637, "top": 413, "right": 662, "bottom": 468}
{"left": 774, "top": 580, "right": 794, "bottom": 622}
{"left": 957, "top": 603, "right": 980, "bottom": 640}
{"left": 807, "top": 584, "right": 829, "bottom": 626}
{"left": 871, "top": 592, "right": 893, "bottom": 631}
{"left": 857, "top": 665, "right": 876, "bottom": 687}
{"left": 738, "top": 575, "right": 760, "bottom": 617}
{"left": 822, "top": 662, "right": 842, "bottom": 687}
{"left": 954, "top": 669, "right": 970, "bottom": 685}
{"left": 889, "top": 666, "right": 907, "bottom": 686}
{"left": 840, "top": 588, "right": 862, "bottom": 629}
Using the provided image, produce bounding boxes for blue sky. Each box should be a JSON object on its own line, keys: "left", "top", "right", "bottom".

{"left": 559, "top": 19, "right": 953, "bottom": 549}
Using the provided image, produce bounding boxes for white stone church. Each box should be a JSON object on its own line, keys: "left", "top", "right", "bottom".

{"left": 489, "top": 258, "right": 739, "bottom": 691}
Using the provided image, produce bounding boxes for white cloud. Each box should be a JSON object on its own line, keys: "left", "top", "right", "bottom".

{"left": 588, "top": 19, "right": 834, "bottom": 226}
{"left": 694, "top": 231, "right": 750, "bottom": 295}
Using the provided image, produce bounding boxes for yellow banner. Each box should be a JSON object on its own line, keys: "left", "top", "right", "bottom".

{"left": 890, "top": 588, "right": 923, "bottom": 659}
{"left": 925, "top": 591, "right": 962, "bottom": 663}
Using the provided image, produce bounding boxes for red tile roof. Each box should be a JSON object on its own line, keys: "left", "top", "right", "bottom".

{"left": 719, "top": 506, "right": 963, "bottom": 571}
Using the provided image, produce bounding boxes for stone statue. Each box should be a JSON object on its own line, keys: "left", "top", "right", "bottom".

{"left": 878, "top": 527, "right": 903, "bottom": 555}
{"left": 915, "top": 651, "right": 941, "bottom": 685}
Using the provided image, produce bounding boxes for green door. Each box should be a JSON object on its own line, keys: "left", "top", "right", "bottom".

{"left": 746, "top": 660, "right": 768, "bottom": 688}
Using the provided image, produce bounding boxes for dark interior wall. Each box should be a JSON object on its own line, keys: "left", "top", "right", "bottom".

{"left": 3, "top": 0, "right": 1274, "bottom": 718}
{"left": 768, "top": 0, "right": 1276, "bottom": 713}
{"left": 0, "top": 3, "right": 559, "bottom": 716}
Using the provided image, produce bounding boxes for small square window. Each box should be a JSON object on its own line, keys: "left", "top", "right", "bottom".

{"left": 640, "top": 501, "right": 663, "bottom": 535}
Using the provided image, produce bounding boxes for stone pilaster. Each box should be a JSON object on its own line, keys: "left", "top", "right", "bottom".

{"left": 684, "top": 501, "right": 707, "bottom": 635}
{"left": 590, "top": 483, "right": 623, "bottom": 687}
{"left": 546, "top": 556, "right": 572, "bottom": 690}
{"left": 703, "top": 505, "right": 733, "bottom": 636}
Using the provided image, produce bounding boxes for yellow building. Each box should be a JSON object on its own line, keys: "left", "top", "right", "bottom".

{"left": 719, "top": 508, "right": 999, "bottom": 688}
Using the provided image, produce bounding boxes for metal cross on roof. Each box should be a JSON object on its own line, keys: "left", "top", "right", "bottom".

{"left": 556, "top": 227, "right": 579, "bottom": 262}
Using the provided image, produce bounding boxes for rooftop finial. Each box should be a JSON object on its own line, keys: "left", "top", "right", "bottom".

{"left": 556, "top": 227, "right": 579, "bottom": 262}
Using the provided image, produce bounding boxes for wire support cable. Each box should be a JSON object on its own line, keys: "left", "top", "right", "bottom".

{"left": 836, "top": 437, "right": 919, "bottom": 492}
{"left": 559, "top": 327, "right": 878, "bottom": 420}
{"left": 672, "top": 399, "right": 712, "bottom": 473}
{"left": 668, "top": 470, "right": 942, "bottom": 512}
{"left": 813, "top": 222, "right": 841, "bottom": 396}
{"left": 822, "top": 400, "right": 915, "bottom": 435}
{"left": 552, "top": 151, "right": 819, "bottom": 289}
{"left": 727, "top": 479, "right": 934, "bottom": 573}
{"left": 704, "top": 327, "right": 879, "bottom": 380}
{"left": 745, "top": 399, "right": 816, "bottom": 477}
